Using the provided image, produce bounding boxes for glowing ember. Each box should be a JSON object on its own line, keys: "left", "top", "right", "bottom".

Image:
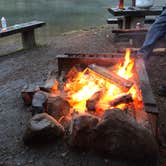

{"left": 56, "top": 48, "right": 142, "bottom": 114}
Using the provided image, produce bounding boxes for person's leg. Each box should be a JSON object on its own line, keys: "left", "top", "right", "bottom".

{"left": 138, "top": 9, "right": 166, "bottom": 60}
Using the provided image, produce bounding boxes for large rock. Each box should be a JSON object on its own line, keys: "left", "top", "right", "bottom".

{"left": 70, "top": 113, "right": 99, "bottom": 149}
{"left": 23, "top": 113, "right": 65, "bottom": 145}
{"left": 45, "top": 96, "right": 70, "bottom": 120}
{"left": 32, "top": 91, "right": 49, "bottom": 112}
{"left": 93, "top": 109, "right": 158, "bottom": 161}
{"left": 21, "top": 84, "right": 39, "bottom": 106}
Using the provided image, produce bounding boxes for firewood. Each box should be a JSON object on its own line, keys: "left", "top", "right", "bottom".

{"left": 86, "top": 91, "right": 102, "bottom": 112}
{"left": 109, "top": 94, "right": 133, "bottom": 107}
{"left": 88, "top": 64, "right": 133, "bottom": 91}
{"left": 21, "top": 84, "right": 40, "bottom": 106}
{"left": 45, "top": 96, "right": 70, "bottom": 120}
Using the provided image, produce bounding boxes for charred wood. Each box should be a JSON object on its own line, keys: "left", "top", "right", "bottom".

{"left": 109, "top": 94, "right": 133, "bottom": 107}
{"left": 86, "top": 91, "right": 102, "bottom": 112}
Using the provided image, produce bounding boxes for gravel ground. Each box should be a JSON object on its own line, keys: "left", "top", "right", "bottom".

{"left": 0, "top": 26, "right": 165, "bottom": 166}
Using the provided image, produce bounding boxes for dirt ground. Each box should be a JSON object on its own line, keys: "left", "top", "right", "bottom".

{"left": 0, "top": 26, "right": 165, "bottom": 166}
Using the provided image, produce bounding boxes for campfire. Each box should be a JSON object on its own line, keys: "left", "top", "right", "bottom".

{"left": 62, "top": 48, "right": 141, "bottom": 115}
{"left": 21, "top": 48, "right": 158, "bottom": 162}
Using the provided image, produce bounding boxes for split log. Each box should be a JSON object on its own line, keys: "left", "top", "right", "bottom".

{"left": 93, "top": 109, "right": 158, "bottom": 161}
{"left": 88, "top": 64, "right": 133, "bottom": 91}
{"left": 69, "top": 113, "right": 99, "bottom": 149}
{"left": 21, "top": 84, "right": 39, "bottom": 106}
{"left": 109, "top": 94, "right": 133, "bottom": 107}
{"left": 45, "top": 96, "right": 70, "bottom": 120}
{"left": 86, "top": 91, "right": 102, "bottom": 112}
{"left": 23, "top": 113, "right": 65, "bottom": 145}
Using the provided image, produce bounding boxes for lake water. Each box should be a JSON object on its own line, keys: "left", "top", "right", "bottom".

{"left": 0, "top": 0, "right": 165, "bottom": 38}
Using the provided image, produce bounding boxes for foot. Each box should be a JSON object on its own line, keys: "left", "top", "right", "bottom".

{"left": 158, "top": 85, "right": 166, "bottom": 97}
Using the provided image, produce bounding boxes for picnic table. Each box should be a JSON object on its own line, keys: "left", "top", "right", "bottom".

{"left": 107, "top": 6, "right": 163, "bottom": 29}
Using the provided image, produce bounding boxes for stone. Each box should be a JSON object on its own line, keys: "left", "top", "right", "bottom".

{"left": 59, "top": 116, "right": 71, "bottom": 131}
{"left": 45, "top": 96, "right": 70, "bottom": 120}
{"left": 69, "top": 113, "right": 99, "bottom": 149}
{"left": 32, "top": 90, "right": 49, "bottom": 111}
{"left": 93, "top": 109, "right": 158, "bottom": 161}
{"left": 23, "top": 113, "right": 65, "bottom": 145}
{"left": 21, "top": 84, "right": 39, "bottom": 106}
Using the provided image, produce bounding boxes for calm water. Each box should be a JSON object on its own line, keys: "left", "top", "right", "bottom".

{"left": 0, "top": 0, "right": 165, "bottom": 38}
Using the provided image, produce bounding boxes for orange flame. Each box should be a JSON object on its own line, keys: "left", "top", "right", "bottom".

{"left": 61, "top": 48, "right": 142, "bottom": 114}
{"left": 117, "top": 48, "right": 134, "bottom": 79}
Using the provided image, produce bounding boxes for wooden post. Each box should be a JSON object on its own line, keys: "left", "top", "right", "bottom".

{"left": 21, "top": 30, "right": 36, "bottom": 49}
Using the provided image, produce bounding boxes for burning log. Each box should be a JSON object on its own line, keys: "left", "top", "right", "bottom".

{"left": 86, "top": 91, "right": 102, "bottom": 112}
{"left": 88, "top": 64, "right": 133, "bottom": 91}
{"left": 23, "top": 113, "right": 65, "bottom": 145}
{"left": 69, "top": 113, "right": 99, "bottom": 149}
{"left": 109, "top": 94, "right": 133, "bottom": 107}
{"left": 93, "top": 109, "right": 158, "bottom": 161}
{"left": 21, "top": 84, "right": 39, "bottom": 106}
{"left": 45, "top": 96, "right": 70, "bottom": 120}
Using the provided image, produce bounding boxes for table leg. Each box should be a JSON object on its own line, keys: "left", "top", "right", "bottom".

{"left": 21, "top": 30, "right": 36, "bottom": 49}
{"left": 124, "top": 16, "right": 131, "bottom": 29}
{"left": 124, "top": 16, "right": 145, "bottom": 29}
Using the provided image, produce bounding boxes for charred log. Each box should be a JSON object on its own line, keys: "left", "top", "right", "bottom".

{"left": 86, "top": 91, "right": 102, "bottom": 112}
{"left": 109, "top": 94, "right": 133, "bottom": 107}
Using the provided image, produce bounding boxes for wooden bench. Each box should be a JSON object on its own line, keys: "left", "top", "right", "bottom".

{"left": 0, "top": 21, "right": 46, "bottom": 49}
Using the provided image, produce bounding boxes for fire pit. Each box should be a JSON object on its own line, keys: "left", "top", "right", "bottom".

{"left": 57, "top": 49, "right": 158, "bottom": 134}
{"left": 21, "top": 48, "right": 158, "bottom": 162}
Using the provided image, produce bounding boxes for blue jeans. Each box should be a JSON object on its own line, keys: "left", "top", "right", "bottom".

{"left": 138, "top": 9, "right": 166, "bottom": 60}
